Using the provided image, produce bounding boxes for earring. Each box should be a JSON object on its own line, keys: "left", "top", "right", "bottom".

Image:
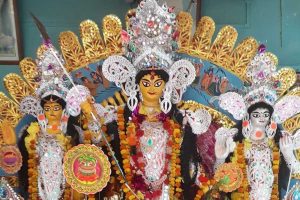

{"left": 128, "top": 92, "right": 138, "bottom": 111}
{"left": 266, "top": 120, "right": 277, "bottom": 139}
{"left": 122, "top": 77, "right": 139, "bottom": 111}
{"left": 160, "top": 83, "right": 172, "bottom": 114}
{"left": 139, "top": 92, "right": 143, "bottom": 102}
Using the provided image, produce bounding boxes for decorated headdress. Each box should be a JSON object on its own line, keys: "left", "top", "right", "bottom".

{"left": 35, "top": 46, "right": 70, "bottom": 101}
{"left": 124, "top": 0, "right": 177, "bottom": 70}
{"left": 217, "top": 45, "right": 300, "bottom": 127}
{"left": 0, "top": 13, "right": 73, "bottom": 134}
{"left": 243, "top": 50, "right": 278, "bottom": 108}
{"left": 102, "top": 0, "right": 196, "bottom": 113}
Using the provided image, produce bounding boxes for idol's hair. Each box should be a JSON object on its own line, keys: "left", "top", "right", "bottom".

{"left": 247, "top": 101, "right": 274, "bottom": 116}
{"left": 135, "top": 69, "right": 169, "bottom": 84}
{"left": 40, "top": 94, "right": 66, "bottom": 109}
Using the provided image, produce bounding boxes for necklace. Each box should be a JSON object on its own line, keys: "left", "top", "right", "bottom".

{"left": 139, "top": 103, "right": 161, "bottom": 121}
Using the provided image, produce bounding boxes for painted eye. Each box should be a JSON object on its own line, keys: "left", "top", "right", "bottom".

{"left": 53, "top": 106, "right": 61, "bottom": 111}
{"left": 142, "top": 81, "right": 150, "bottom": 87}
{"left": 154, "top": 81, "right": 162, "bottom": 87}
{"left": 264, "top": 113, "right": 270, "bottom": 118}
{"left": 252, "top": 113, "right": 259, "bottom": 118}
{"left": 44, "top": 107, "right": 50, "bottom": 111}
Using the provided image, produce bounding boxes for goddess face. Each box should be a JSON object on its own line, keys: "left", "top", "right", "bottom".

{"left": 249, "top": 107, "right": 271, "bottom": 140}
{"left": 139, "top": 73, "right": 166, "bottom": 104}
{"left": 250, "top": 107, "right": 270, "bottom": 128}
{"left": 44, "top": 102, "right": 63, "bottom": 123}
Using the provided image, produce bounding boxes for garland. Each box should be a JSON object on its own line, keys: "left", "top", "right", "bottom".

{"left": 195, "top": 173, "right": 216, "bottom": 199}
{"left": 109, "top": 106, "right": 182, "bottom": 199}
{"left": 231, "top": 139, "right": 279, "bottom": 199}
{"left": 27, "top": 144, "right": 38, "bottom": 199}
{"left": 26, "top": 122, "right": 39, "bottom": 200}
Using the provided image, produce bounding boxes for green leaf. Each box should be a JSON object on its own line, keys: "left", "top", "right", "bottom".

{"left": 220, "top": 175, "right": 230, "bottom": 185}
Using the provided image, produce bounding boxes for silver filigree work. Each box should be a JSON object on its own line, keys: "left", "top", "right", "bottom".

{"left": 246, "top": 140, "right": 274, "bottom": 200}
{"left": 139, "top": 121, "right": 168, "bottom": 183}
{"left": 37, "top": 134, "right": 65, "bottom": 200}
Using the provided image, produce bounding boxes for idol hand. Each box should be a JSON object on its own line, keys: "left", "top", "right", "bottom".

{"left": 215, "top": 127, "right": 237, "bottom": 160}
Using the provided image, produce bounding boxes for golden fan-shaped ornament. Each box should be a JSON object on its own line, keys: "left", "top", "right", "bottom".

{"left": 188, "top": 16, "right": 215, "bottom": 59}
{"left": 208, "top": 26, "right": 238, "bottom": 68}
{"left": 0, "top": 92, "right": 22, "bottom": 128}
{"left": 274, "top": 68, "right": 296, "bottom": 97}
{"left": 80, "top": 20, "right": 106, "bottom": 62}
{"left": 102, "top": 15, "right": 122, "bottom": 55}
{"left": 59, "top": 31, "right": 89, "bottom": 71}
{"left": 19, "top": 57, "right": 39, "bottom": 90}
{"left": 3, "top": 73, "right": 34, "bottom": 104}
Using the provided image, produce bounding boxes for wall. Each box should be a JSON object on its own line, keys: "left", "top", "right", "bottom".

{"left": 0, "top": 0, "right": 131, "bottom": 94}
{"left": 201, "top": 0, "right": 300, "bottom": 71}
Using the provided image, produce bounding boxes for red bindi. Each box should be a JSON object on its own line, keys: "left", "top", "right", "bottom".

{"left": 150, "top": 71, "right": 155, "bottom": 80}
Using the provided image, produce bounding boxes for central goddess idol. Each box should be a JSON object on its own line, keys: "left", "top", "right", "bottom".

{"left": 66, "top": 0, "right": 237, "bottom": 199}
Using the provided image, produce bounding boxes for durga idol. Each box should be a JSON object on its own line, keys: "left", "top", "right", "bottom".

{"left": 66, "top": 0, "right": 237, "bottom": 199}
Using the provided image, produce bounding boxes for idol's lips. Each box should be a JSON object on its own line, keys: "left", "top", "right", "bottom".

{"left": 148, "top": 92, "right": 156, "bottom": 95}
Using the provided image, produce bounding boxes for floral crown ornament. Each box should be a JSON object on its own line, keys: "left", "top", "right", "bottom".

{"left": 216, "top": 45, "right": 300, "bottom": 124}
{"left": 35, "top": 45, "right": 71, "bottom": 101}
{"left": 243, "top": 47, "right": 279, "bottom": 109}
{"left": 102, "top": 0, "right": 196, "bottom": 113}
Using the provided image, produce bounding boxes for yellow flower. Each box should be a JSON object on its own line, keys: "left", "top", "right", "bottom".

{"left": 137, "top": 191, "right": 144, "bottom": 199}
{"left": 27, "top": 122, "right": 40, "bottom": 135}
{"left": 56, "top": 134, "right": 68, "bottom": 147}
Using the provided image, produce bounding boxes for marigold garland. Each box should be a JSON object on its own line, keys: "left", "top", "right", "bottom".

{"left": 27, "top": 142, "right": 38, "bottom": 199}
{"left": 231, "top": 139, "right": 279, "bottom": 200}
{"left": 195, "top": 172, "right": 216, "bottom": 199}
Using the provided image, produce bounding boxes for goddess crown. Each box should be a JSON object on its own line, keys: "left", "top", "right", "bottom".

{"left": 123, "top": 0, "right": 177, "bottom": 70}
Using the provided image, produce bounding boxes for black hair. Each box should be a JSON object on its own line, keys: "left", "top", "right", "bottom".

{"left": 18, "top": 127, "right": 29, "bottom": 199}
{"left": 40, "top": 95, "right": 66, "bottom": 109}
{"left": 135, "top": 70, "right": 169, "bottom": 84}
{"left": 247, "top": 101, "right": 274, "bottom": 116}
